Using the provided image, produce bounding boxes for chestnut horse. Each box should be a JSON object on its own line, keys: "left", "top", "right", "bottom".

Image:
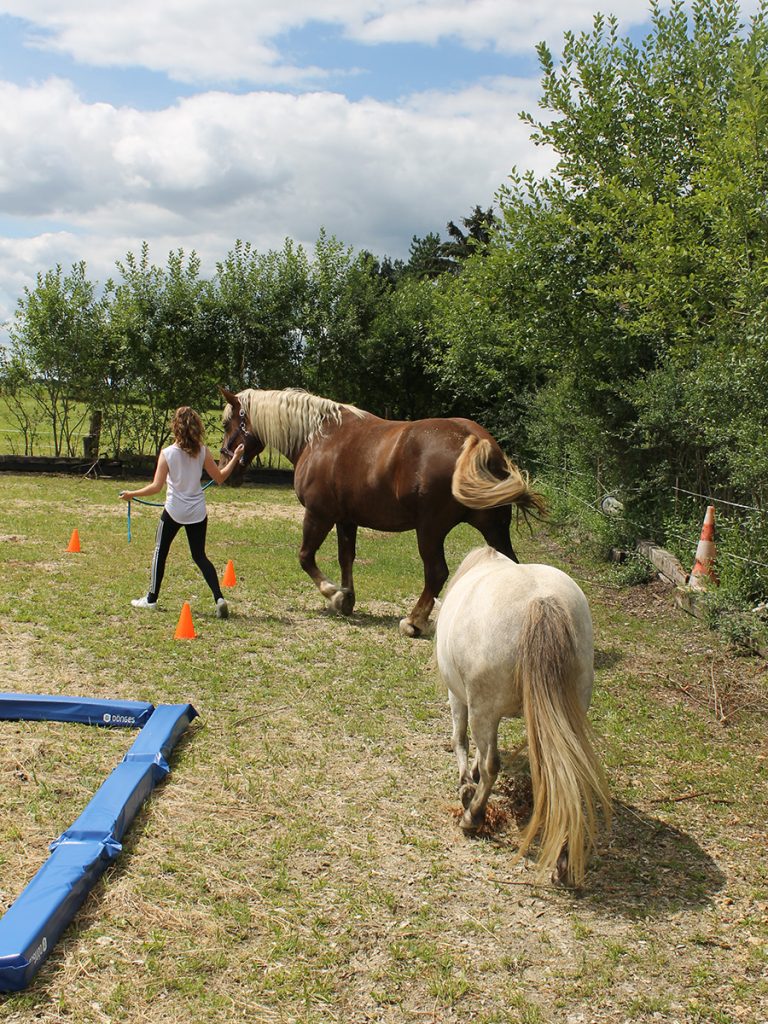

{"left": 220, "top": 387, "right": 545, "bottom": 636}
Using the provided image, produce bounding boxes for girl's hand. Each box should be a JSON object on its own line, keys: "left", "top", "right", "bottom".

{"left": 234, "top": 444, "right": 245, "bottom": 458}
{"left": 119, "top": 491, "right": 132, "bottom": 502}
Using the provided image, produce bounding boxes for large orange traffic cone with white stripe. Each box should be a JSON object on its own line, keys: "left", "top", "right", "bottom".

{"left": 689, "top": 505, "right": 718, "bottom": 591}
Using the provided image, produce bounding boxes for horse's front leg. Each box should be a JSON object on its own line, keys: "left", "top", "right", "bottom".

{"left": 334, "top": 522, "right": 357, "bottom": 616}
{"left": 299, "top": 511, "right": 344, "bottom": 611}
{"left": 399, "top": 529, "right": 449, "bottom": 638}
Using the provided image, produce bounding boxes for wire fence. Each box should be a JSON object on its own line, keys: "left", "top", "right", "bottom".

{"left": 0, "top": 429, "right": 91, "bottom": 458}
{"left": 529, "top": 455, "right": 768, "bottom": 578}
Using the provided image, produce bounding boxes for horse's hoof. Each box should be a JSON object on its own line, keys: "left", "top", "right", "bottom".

{"left": 399, "top": 618, "right": 421, "bottom": 638}
{"left": 330, "top": 590, "right": 354, "bottom": 615}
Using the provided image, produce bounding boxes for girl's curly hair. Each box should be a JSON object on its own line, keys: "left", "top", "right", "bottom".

{"left": 171, "top": 407, "right": 204, "bottom": 456}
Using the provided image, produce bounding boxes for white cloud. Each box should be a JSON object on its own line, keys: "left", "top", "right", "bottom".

{"left": 0, "top": 73, "right": 552, "bottom": 337}
{"left": 3, "top": 0, "right": 752, "bottom": 342}
{"left": 0, "top": 0, "right": 728, "bottom": 86}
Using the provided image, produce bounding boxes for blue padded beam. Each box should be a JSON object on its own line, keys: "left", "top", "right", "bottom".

{"left": 0, "top": 700, "right": 197, "bottom": 992}
{"left": 0, "top": 840, "right": 117, "bottom": 993}
{"left": 0, "top": 693, "right": 154, "bottom": 728}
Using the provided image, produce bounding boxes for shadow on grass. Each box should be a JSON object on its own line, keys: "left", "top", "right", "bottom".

{"left": 475, "top": 762, "right": 725, "bottom": 917}
{"left": 584, "top": 800, "right": 726, "bottom": 915}
{"left": 248, "top": 609, "right": 407, "bottom": 632}
{"left": 342, "top": 610, "right": 405, "bottom": 630}
{"left": 594, "top": 645, "right": 623, "bottom": 671}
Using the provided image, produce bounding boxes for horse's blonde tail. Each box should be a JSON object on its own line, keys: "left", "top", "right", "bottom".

{"left": 515, "top": 597, "right": 611, "bottom": 887}
{"left": 451, "top": 435, "right": 546, "bottom": 515}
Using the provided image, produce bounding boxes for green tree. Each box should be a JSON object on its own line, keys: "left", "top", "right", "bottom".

{"left": 6, "top": 262, "right": 105, "bottom": 455}
{"left": 214, "top": 238, "right": 310, "bottom": 390}
{"left": 301, "top": 230, "right": 387, "bottom": 401}
{"left": 108, "top": 244, "right": 221, "bottom": 453}
{"left": 405, "top": 232, "right": 451, "bottom": 279}
{"left": 434, "top": 0, "right": 768, "bottom": 510}
{"left": 440, "top": 205, "right": 498, "bottom": 270}
{"left": 361, "top": 275, "right": 443, "bottom": 418}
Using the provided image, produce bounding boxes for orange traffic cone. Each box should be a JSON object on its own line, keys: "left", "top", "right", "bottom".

{"left": 66, "top": 529, "right": 81, "bottom": 553}
{"left": 689, "top": 505, "right": 718, "bottom": 590}
{"left": 221, "top": 559, "right": 237, "bottom": 588}
{"left": 174, "top": 601, "right": 197, "bottom": 640}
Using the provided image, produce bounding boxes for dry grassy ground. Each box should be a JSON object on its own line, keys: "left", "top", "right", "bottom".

{"left": 0, "top": 474, "right": 766, "bottom": 1024}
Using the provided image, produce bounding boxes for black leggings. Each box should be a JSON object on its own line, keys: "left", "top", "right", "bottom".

{"left": 148, "top": 510, "right": 223, "bottom": 603}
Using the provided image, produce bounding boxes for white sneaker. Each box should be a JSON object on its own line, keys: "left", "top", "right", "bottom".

{"left": 131, "top": 596, "right": 158, "bottom": 610}
{"left": 215, "top": 598, "right": 229, "bottom": 619}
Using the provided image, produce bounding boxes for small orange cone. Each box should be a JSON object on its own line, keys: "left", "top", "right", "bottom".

{"left": 66, "top": 529, "right": 81, "bottom": 553}
{"left": 174, "top": 601, "right": 197, "bottom": 640}
{"left": 221, "top": 559, "right": 237, "bottom": 588}
{"left": 689, "top": 505, "right": 718, "bottom": 590}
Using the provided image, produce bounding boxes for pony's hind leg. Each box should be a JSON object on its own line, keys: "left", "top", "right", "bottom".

{"left": 460, "top": 713, "right": 501, "bottom": 832}
{"left": 448, "top": 691, "right": 475, "bottom": 805}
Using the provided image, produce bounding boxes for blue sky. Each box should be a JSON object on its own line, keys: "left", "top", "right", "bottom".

{"left": 0, "top": 0, "right": 750, "bottom": 342}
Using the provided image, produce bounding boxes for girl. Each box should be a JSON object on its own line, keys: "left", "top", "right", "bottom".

{"left": 120, "top": 406, "right": 244, "bottom": 617}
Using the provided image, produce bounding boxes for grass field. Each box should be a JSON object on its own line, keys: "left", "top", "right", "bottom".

{"left": 0, "top": 473, "right": 766, "bottom": 1023}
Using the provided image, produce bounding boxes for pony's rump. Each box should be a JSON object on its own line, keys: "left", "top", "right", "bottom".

{"left": 451, "top": 435, "right": 546, "bottom": 515}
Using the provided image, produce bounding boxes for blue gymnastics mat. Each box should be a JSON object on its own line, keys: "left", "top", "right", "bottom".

{"left": 0, "top": 693, "right": 197, "bottom": 992}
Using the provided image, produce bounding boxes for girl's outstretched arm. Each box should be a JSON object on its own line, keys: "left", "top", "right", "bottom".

{"left": 203, "top": 444, "right": 245, "bottom": 485}
{"left": 120, "top": 454, "right": 169, "bottom": 501}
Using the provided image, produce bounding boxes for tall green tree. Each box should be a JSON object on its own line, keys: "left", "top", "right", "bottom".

{"left": 107, "top": 244, "right": 221, "bottom": 453}
{"left": 214, "top": 238, "right": 309, "bottom": 390}
{"left": 434, "top": 0, "right": 768, "bottom": 507}
{"left": 360, "top": 275, "right": 443, "bottom": 418}
{"left": 440, "top": 205, "right": 498, "bottom": 270}
{"left": 5, "top": 262, "right": 105, "bottom": 455}
{"left": 301, "top": 230, "right": 387, "bottom": 402}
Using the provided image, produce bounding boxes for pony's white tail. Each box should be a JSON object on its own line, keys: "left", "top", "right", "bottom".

{"left": 451, "top": 436, "right": 546, "bottom": 515}
{"left": 515, "top": 597, "right": 611, "bottom": 887}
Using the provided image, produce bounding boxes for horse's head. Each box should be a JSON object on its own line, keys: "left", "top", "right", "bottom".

{"left": 220, "top": 387, "right": 264, "bottom": 486}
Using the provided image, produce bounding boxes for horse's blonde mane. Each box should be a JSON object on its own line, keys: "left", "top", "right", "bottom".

{"left": 225, "top": 388, "right": 367, "bottom": 462}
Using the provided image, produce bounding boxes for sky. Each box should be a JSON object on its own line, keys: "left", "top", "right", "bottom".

{"left": 0, "top": 0, "right": 760, "bottom": 344}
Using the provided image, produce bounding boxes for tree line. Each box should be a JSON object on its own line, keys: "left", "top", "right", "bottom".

{"left": 0, "top": 212, "right": 495, "bottom": 458}
{"left": 3, "top": 0, "right": 768, "bottom": 593}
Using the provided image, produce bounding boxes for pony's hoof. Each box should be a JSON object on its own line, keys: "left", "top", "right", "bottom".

{"left": 399, "top": 618, "right": 421, "bottom": 638}
{"left": 459, "top": 783, "right": 476, "bottom": 809}
{"left": 460, "top": 809, "right": 484, "bottom": 833}
{"left": 553, "top": 847, "right": 570, "bottom": 885}
{"left": 330, "top": 589, "right": 354, "bottom": 615}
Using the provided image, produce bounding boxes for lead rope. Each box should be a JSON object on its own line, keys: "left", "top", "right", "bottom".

{"left": 125, "top": 480, "right": 214, "bottom": 543}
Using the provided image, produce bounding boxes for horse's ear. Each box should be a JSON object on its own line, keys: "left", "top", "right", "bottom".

{"left": 220, "top": 386, "right": 239, "bottom": 407}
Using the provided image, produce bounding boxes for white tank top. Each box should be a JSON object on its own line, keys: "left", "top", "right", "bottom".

{"left": 162, "top": 444, "right": 207, "bottom": 524}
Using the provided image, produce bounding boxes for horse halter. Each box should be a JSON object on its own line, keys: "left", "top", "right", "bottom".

{"left": 222, "top": 408, "right": 254, "bottom": 464}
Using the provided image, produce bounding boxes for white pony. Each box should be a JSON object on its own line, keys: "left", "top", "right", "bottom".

{"left": 435, "top": 546, "right": 611, "bottom": 887}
